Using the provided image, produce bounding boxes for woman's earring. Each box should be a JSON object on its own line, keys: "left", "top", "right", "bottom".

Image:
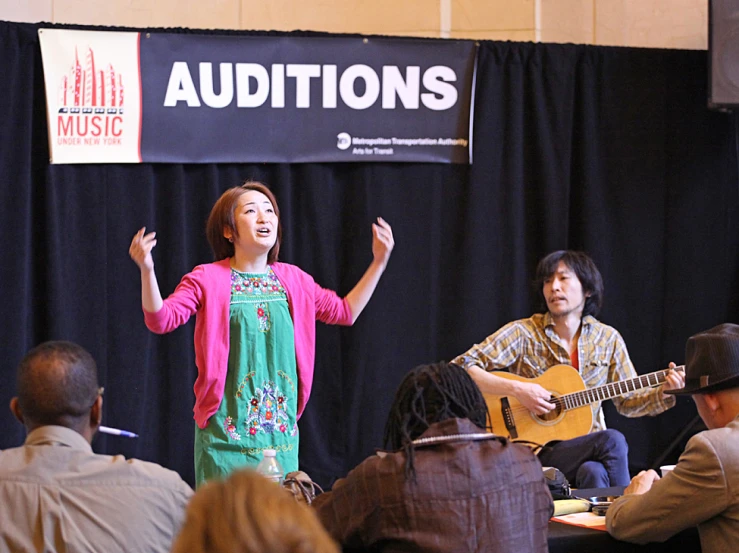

{"left": 228, "top": 237, "right": 234, "bottom": 243}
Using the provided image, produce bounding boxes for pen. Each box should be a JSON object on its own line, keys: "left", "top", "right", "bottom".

{"left": 98, "top": 425, "right": 139, "bottom": 438}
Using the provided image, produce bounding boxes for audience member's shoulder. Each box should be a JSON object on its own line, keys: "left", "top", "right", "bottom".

{"left": 353, "top": 449, "right": 391, "bottom": 475}
{"left": 106, "top": 454, "right": 193, "bottom": 494}
{"left": 333, "top": 449, "right": 398, "bottom": 491}
{"left": 0, "top": 444, "right": 23, "bottom": 460}
{"left": 508, "top": 441, "right": 547, "bottom": 470}
{"left": 484, "top": 434, "right": 541, "bottom": 463}
{"left": 688, "top": 423, "right": 739, "bottom": 455}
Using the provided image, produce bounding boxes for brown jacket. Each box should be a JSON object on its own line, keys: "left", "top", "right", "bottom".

{"left": 314, "top": 418, "right": 553, "bottom": 553}
{"left": 607, "top": 415, "right": 739, "bottom": 553}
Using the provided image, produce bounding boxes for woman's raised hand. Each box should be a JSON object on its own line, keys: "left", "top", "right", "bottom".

{"left": 371, "top": 217, "right": 394, "bottom": 268}
{"left": 129, "top": 227, "right": 157, "bottom": 272}
{"left": 344, "top": 217, "right": 395, "bottom": 323}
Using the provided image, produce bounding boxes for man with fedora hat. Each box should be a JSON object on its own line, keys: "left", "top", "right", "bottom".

{"left": 606, "top": 323, "right": 739, "bottom": 552}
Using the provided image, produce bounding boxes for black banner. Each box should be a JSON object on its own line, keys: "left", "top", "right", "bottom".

{"left": 140, "top": 34, "right": 476, "bottom": 163}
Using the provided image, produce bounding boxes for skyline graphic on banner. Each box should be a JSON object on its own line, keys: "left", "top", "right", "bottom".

{"left": 57, "top": 46, "right": 125, "bottom": 114}
{"left": 39, "top": 28, "right": 143, "bottom": 164}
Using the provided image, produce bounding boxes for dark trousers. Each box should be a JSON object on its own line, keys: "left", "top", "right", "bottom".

{"left": 537, "top": 429, "right": 630, "bottom": 488}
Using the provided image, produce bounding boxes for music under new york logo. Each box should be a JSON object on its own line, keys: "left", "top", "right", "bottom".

{"left": 55, "top": 46, "right": 126, "bottom": 145}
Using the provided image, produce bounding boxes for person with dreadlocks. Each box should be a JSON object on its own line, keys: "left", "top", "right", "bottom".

{"left": 313, "top": 362, "right": 553, "bottom": 553}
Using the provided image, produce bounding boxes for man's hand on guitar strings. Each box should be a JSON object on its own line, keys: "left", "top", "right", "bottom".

{"left": 513, "top": 381, "right": 556, "bottom": 415}
{"left": 662, "top": 362, "right": 686, "bottom": 397}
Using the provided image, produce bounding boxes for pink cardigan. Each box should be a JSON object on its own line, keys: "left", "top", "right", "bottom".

{"left": 143, "top": 259, "right": 353, "bottom": 428}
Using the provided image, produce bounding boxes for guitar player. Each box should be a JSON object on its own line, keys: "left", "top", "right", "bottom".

{"left": 452, "top": 250, "right": 685, "bottom": 488}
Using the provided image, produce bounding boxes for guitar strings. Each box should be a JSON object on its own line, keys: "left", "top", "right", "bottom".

{"left": 503, "top": 396, "right": 570, "bottom": 416}
{"left": 494, "top": 366, "right": 684, "bottom": 417}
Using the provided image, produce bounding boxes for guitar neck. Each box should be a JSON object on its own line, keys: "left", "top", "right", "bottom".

{"left": 561, "top": 366, "right": 684, "bottom": 410}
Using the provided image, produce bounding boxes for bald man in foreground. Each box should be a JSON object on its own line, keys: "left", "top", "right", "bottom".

{"left": 0, "top": 341, "right": 193, "bottom": 553}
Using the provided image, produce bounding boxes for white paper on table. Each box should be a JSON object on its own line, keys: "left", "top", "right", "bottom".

{"left": 551, "top": 511, "right": 607, "bottom": 531}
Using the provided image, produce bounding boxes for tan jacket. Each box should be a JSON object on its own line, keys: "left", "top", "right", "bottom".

{"left": 0, "top": 426, "right": 193, "bottom": 553}
{"left": 606, "top": 415, "right": 739, "bottom": 553}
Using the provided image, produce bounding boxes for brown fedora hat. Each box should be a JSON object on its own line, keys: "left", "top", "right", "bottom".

{"left": 666, "top": 323, "right": 739, "bottom": 395}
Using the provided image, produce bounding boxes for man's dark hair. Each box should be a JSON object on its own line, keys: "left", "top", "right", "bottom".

{"left": 535, "top": 250, "right": 604, "bottom": 317}
{"left": 383, "top": 362, "right": 491, "bottom": 479}
{"left": 16, "top": 341, "right": 100, "bottom": 428}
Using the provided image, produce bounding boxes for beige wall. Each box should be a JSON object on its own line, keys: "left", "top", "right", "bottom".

{"left": 0, "top": 0, "right": 707, "bottom": 50}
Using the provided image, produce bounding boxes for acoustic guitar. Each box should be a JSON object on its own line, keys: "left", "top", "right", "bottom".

{"left": 484, "top": 364, "right": 684, "bottom": 444}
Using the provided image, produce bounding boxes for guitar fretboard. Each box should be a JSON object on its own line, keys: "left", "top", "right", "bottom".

{"left": 555, "top": 366, "right": 684, "bottom": 411}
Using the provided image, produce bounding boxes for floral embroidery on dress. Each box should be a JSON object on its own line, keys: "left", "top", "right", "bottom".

{"left": 230, "top": 267, "right": 286, "bottom": 299}
{"left": 236, "top": 371, "right": 256, "bottom": 398}
{"left": 256, "top": 302, "right": 270, "bottom": 332}
{"left": 242, "top": 443, "right": 294, "bottom": 456}
{"left": 245, "top": 380, "right": 290, "bottom": 437}
{"left": 277, "top": 370, "right": 296, "bottom": 393}
{"left": 224, "top": 416, "right": 241, "bottom": 441}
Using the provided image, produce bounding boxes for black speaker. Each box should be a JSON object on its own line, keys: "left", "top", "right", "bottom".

{"left": 709, "top": 0, "right": 739, "bottom": 108}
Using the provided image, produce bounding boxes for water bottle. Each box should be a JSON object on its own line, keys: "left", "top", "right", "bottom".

{"left": 256, "top": 448, "right": 284, "bottom": 484}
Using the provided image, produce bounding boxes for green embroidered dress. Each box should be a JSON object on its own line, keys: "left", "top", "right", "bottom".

{"left": 194, "top": 267, "right": 299, "bottom": 486}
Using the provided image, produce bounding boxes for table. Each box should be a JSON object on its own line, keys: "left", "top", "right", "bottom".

{"left": 548, "top": 487, "right": 702, "bottom": 553}
{"left": 548, "top": 521, "right": 701, "bottom": 552}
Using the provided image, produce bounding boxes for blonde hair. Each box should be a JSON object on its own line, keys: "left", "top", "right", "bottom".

{"left": 171, "top": 469, "right": 339, "bottom": 553}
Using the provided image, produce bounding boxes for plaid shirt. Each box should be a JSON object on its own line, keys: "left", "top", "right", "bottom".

{"left": 313, "top": 418, "right": 553, "bottom": 553}
{"left": 452, "top": 313, "right": 675, "bottom": 432}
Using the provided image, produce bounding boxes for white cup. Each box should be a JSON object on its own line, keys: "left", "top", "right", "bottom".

{"left": 660, "top": 464, "right": 676, "bottom": 477}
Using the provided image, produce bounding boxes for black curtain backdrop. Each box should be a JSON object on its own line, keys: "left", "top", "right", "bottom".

{"left": 1, "top": 21, "right": 738, "bottom": 489}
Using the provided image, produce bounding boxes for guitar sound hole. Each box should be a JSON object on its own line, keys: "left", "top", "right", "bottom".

{"left": 535, "top": 402, "right": 563, "bottom": 423}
